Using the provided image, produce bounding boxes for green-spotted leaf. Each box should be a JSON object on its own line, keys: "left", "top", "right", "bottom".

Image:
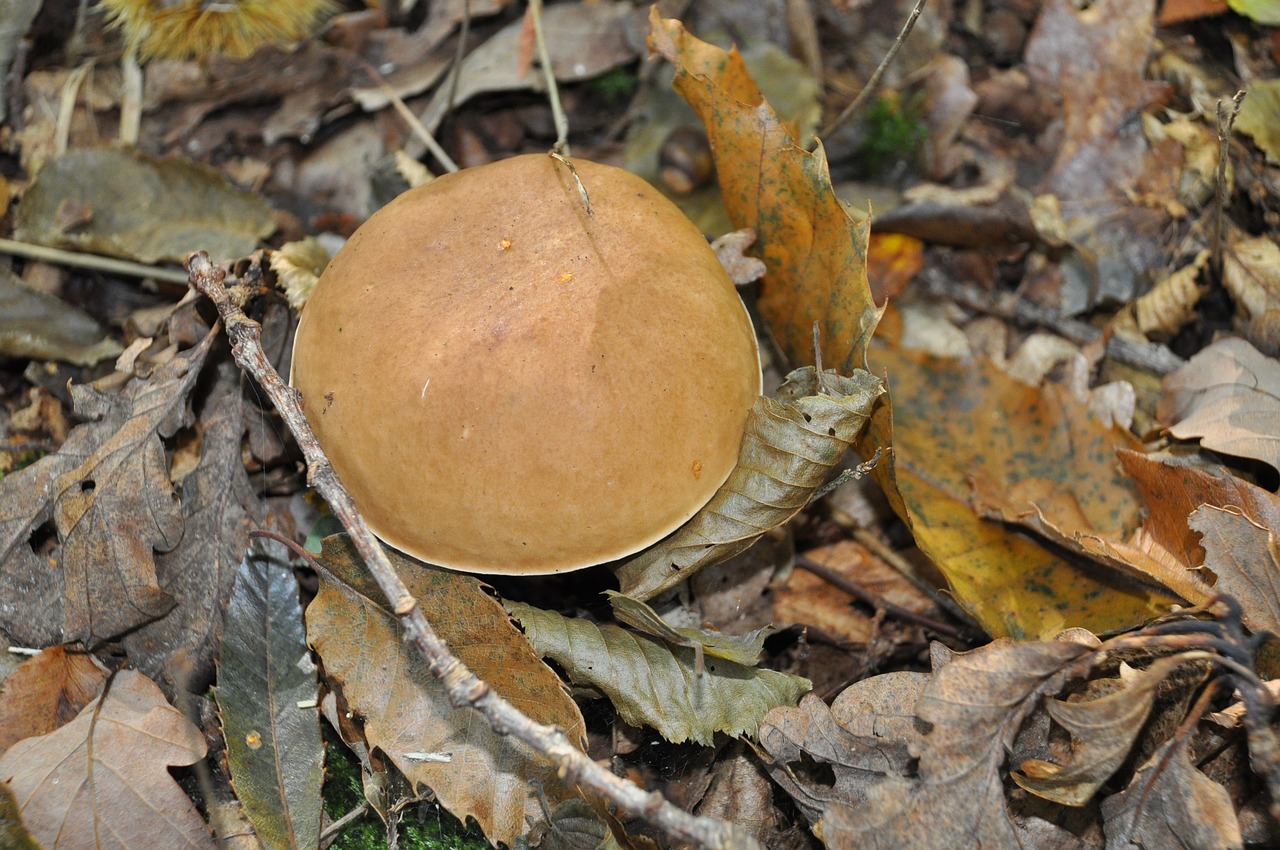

{"left": 217, "top": 541, "right": 322, "bottom": 850}
{"left": 614, "top": 367, "right": 883, "bottom": 601}
{"left": 507, "top": 601, "right": 810, "bottom": 746}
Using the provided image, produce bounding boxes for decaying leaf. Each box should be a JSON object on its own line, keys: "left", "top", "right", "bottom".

{"left": 1222, "top": 235, "right": 1280, "bottom": 322}
{"left": 1110, "top": 249, "right": 1208, "bottom": 341}
{"left": 0, "top": 330, "right": 217, "bottom": 646}
{"left": 0, "top": 646, "right": 106, "bottom": 752}
{"left": 1236, "top": 79, "right": 1280, "bottom": 163}
{"left": 650, "top": 10, "right": 882, "bottom": 373}
{"left": 305, "top": 536, "right": 590, "bottom": 847}
{"left": 1101, "top": 731, "right": 1243, "bottom": 849}
{"left": 0, "top": 265, "right": 122, "bottom": 365}
{"left": 866, "top": 344, "right": 1179, "bottom": 639}
{"left": 15, "top": 147, "right": 275, "bottom": 264}
{"left": 507, "top": 601, "right": 810, "bottom": 747}
{"left": 122, "top": 388, "right": 266, "bottom": 692}
{"left": 1013, "top": 655, "right": 1199, "bottom": 806}
{"left": 217, "top": 541, "right": 322, "bottom": 850}
{"left": 1158, "top": 337, "right": 1280, "bottom": 475}
{"left": 0, "top": 774, "right": 42, "bottom": 850}
{"left": 614, "top": 367, "right": 883, "bottom": 601}
{"left": 0, "top": 669, "right": 214, "bottom": 850}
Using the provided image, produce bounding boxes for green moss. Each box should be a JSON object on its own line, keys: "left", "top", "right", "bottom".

{"left": 585, "top": 66, "right": 639, "bottom": 105}
{"left": 323, "top": 734, "right": 489, "bottom": 850}
{"left": 854, "top": 92, "right": 928, "bottom": 178}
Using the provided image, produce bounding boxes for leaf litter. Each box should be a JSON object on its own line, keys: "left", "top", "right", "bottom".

{"left": 2, "top": 2, "right": 1280, "bottom": 849}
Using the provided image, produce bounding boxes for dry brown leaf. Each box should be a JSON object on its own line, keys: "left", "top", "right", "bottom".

{"left": 1158, "top": 337, "right": 1280, "bottom": 474}
{"left": 1111, "top": 249, "right": 1209, "bottom": 341}
{"left": 1024, "top": 0, "right": 1177, "bottom": 314}
{"left": 1013, "top": 655, "right": 1196, "bottom": 806}
{"left": 1101, "top": 730, "right": 1243, "bottom": 848}
{"left": 0, "top": 647, "right": 106, "bottom": 752}
{"left": 1190, "top": 505, "right": 1280, "bottom": 638}
{"left": 0, "top": 330, "right": 217, "bottom": 646}
{"left": 0, "top": 669, "right": 213, "bottom": 850}
{"left": 1223, "top": 234, "right": 1280, "bottom": 322}
{"left": 305, "top": 536, "right": 589, "bottom": 847}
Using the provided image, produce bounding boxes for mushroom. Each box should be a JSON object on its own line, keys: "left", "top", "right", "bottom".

{"left": 290, "top": 154, "right": 761, "bottom": 574}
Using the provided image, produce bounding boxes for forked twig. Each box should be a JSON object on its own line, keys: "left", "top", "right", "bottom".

{"left": 185, "top": 252, "right": 763, "bottom": 850}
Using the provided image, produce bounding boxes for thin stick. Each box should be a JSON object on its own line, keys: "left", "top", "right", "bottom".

{"left": 528, "top": 0, "right": 570, "bottom": 155}
{"left": 796, "top": 554, "right": 968, "bottom": 640}
{"left": 185, "top": 252, "right": 763, "bottom": 850}
{"left": 1212, "top": 90, "right": 1246, "bottom": 281}
{"left": 820, "top": 0, "right": 927, "bottom": 139}
{"left": 362, "top": 60, "right": 458, "bottom": 174}
{"left": 0, "top": 237, "right": 191, "bottom": 283}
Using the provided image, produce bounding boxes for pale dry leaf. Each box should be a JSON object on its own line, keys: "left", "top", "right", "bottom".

{"left": 1158, "top": 336, "right": 1280, "bottom": 474}
{"left": 0, "top": 669, "right": 214, "bottom": 850}
{"left": 614, "top": 366, "right": 884, "bottom": 601}
{"left": 507, "top": 601, "right": 810, "bottom": 746}
{"left": 605, "top": 591, "right": 771, "bottom": 667}
{"left": 1223, "top": 234, "right": 1280, "bottom": 321}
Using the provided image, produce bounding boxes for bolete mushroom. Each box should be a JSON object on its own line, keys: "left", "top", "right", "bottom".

{"left": 290, "top": 154, "right": 761, "bottom": 574}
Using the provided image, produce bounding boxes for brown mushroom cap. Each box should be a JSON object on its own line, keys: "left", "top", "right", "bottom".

{"left": 290, "top": 154, "right": 761, "bottom": 574}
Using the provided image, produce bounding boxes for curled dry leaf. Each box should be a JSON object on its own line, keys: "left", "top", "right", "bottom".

{"left": 1158, "top": 337, "right": 1280, "bottom": 475}
{"left": 649, "top": 10, "right": 882, "bottom": 373}
{"left": 0, "top": 669, "right": 213, "bottom": 850}
{"left": 1013, "top": 654, "right": 1200, "bottom": 806}
{"left": 0, "top": 330, "right": 217, "bottom": 646}
{"left": 606, "top": 590, "right": 771, "bottom": 667}
{"left": 507, "top": 601, "right": 810, "bottom": 747}
{"left": 613, "top": 367, "right": 884, "bottom": 601}
{"left": 0, "top": 646, "right": 106, "bottom": 752}
{"left": 305, "top": 536, "right": 590, "bottom": 847}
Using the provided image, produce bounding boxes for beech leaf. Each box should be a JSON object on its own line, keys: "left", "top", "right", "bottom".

{"left": 0, "top": 330, "right": 217, "bottom": 645}
{"left": 0, "top": 669, "right": 213, "bottom": 850}
{"left": 605, "top": 590, "right": 770, "bottom": 667}
{"left": 305, "top": 535, "right": 590, "bottom": 847}
{"left": 217, "top": 541, "right": 322, "bottom": 850}
{"left": 614, "top": 366, "right": 883, "bottom": 601}
{"left": 507, "top": 601, "right": 810, "bottom": 746}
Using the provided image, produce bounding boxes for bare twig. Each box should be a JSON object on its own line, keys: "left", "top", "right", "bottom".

{"left": 362, "top": 60, "right": 458, "bottom": 174}
{"left": 528, "top": 0, "right": 570, "bottom": 155}
{"left": 186, "top": 252, "right": 763, "bottom": 850}
{"left": 820, "top": 0, "right": 927, "bottom": 139}
{"left": 796, "top": 553, "right": 969, "bottom": 640}
{"left": 0, "top": 236, "right": 190, "bottom": 283}
{"left": 1212, "top": 90, "right": 1246, "bottom": 281}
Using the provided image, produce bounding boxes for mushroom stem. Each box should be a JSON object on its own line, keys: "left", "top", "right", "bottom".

{"left": 186, "top": 251, "right": 764, "bottom": 850}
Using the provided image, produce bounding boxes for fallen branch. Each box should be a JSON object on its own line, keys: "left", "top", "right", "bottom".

{"left": 185, "top": 251, "right": 764, "bottom": 850}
